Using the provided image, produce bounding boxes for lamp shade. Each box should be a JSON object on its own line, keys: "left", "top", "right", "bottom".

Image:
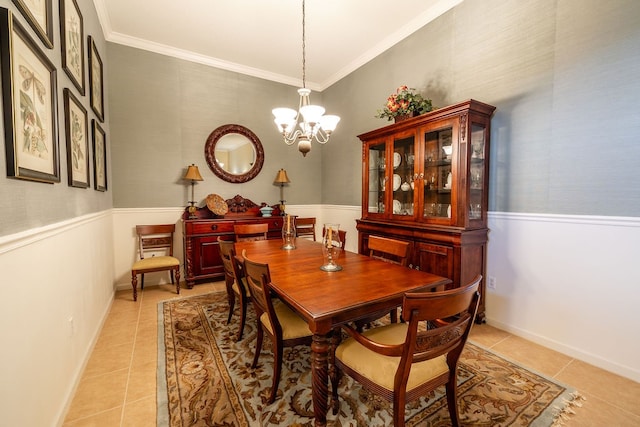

{"left": 184, "top": 164, "right": 204, "bottom": 181}
{"left": 273, "top": 168, "right": 290, "bottom": 184}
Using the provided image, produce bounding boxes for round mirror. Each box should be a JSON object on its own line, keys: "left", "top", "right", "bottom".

{"left": 204, "top": 124, "right": 264, "bottom": 183}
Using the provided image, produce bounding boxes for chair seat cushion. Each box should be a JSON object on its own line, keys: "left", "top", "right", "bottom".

{"left": 260, "top": 300, "right": 312, "bottom": 340}
{"left": 335, "top": 323, "right": 449, "bottom": 392}
{"left": 231, "top": 278, "right": 250, "bottom": 297}
{"left": 132, "top": 256, "right": 180, "bottom": 271}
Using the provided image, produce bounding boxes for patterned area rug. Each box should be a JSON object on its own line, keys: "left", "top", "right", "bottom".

{"left": 158, "top": 292, "right": 582, "bottom": 426}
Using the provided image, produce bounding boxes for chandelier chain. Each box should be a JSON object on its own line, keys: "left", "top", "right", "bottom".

{"left": 301, "top": 0, "right": 306, "bottom": 88}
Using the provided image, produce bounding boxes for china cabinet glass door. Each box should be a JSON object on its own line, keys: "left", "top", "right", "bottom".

{"left": 391, "top": 134, "right": 415, "bottom": 217}
{"left": 367, "top": 141, "right": 386, "bottom": 215}
{"left": 422, "top": 126, "right": 453, "bottom": 221}
{"left": 469, "top": 123, "right": 486, "bottom": 221}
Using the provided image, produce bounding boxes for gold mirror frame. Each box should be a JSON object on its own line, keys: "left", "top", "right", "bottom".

{"left": 204, "top": 124, "right": 264, "bottom": 183}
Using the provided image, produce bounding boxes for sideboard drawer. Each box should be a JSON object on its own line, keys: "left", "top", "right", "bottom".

{"left": 186, "top": 221, "right": 235, "bottom": 235}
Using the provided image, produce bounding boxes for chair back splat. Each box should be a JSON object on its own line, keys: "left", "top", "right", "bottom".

{"left": 234, "top": 223, "right": 268, "bottom": 241}
{"left": 332, "top": 276, "right": 482, "bottom": 427}
{"left": 131, "top": 224, "right": 180, "bottom": 301}
{"left": 296, "top": 217, "right": 317, "bottom": 241}
{"left": 368, "top": 235, "right": 410, "bottom": 266}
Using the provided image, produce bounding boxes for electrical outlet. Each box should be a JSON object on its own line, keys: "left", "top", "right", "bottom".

{"left": 487, "top": 276, "right": 497, "bottom": 290}
{"left": 68, "top": 316, "right": 75, "bottom": 337}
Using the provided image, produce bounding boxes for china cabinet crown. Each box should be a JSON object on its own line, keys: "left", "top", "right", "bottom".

{"left": 357, "top": 99, "right": 495, "bottom": 322}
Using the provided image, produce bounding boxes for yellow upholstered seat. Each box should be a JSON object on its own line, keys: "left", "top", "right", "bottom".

{"left": 261, "top": 299, "right": 312, "bottom": 340}
{"left": 132, "top": 256, "right": 179, "bottom": 271}
{"left": 335, "top": 323, "right": 448, "bottom": 392}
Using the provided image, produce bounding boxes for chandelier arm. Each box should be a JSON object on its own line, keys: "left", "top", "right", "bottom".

{"left": 282, "top": 130, "right": 302, "bottom": 145}
{"left": 313, "top": 130, "right": 330, "bottom": 144}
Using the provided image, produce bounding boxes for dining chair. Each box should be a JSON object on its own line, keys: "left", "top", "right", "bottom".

{"left": 331, "top": 275, "right": 482, "bottom": 427}
{"left": 368, "top": 235, "right": 410, "bottom": 266}
{"left": 234, "top": 223, "right": 269, "bottom": 241}
{"left": 218, "top": 238, "right": 250, "bottom": 340}
{"left": 363, "top": 235, "right": 412, "bottom": 324}
{"left": 242, "top": 249, "right": 313, "bottom": 403}
{"left": 321, "top": 226, "right": 346, "bottom": 249}
{"left": 130, "top": 224, "right": 180, "bottom": 301}
{"left": 295, "top": 217, "right": 317, "bottom": 241}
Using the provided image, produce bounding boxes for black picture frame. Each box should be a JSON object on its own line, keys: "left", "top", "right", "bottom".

{"left": 11, "top": 0, "right": 53, "bottom": 48}
{"left": 59, "top": 0, "right": 84, "bottom": 94}
{"left": 88, "top": 35, "right": 104, "bottom": 121}
{"left": 0, "top": 8, "right": 60, "bottom": 183}
{"left": 92, "top": 119, "right": 107, "bottom": 191}
{"left": 63, "top": 88, "right": 89, "bottom": 188}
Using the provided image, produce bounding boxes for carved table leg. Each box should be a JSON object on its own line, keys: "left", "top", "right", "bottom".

{"left": 311, "top": 333, "right": 329, "bottom": 427}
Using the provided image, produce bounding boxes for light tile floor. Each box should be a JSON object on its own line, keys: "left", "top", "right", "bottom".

{"left": 63, "top": 282, "right": 640, "bottom": 426}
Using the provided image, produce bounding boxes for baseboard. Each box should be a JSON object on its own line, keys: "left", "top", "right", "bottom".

{"left": 486, "top": 317, "right": 640, "bottom": 383}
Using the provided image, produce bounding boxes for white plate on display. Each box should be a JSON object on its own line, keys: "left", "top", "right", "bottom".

{"left": 392, "top": 174, "right": 401, "bottom": 191}
{"left": 393, "top": 152, "right": 401, "bottom": 169}
{"left": 393, "top": 199, "right": 402, "bottom": 214}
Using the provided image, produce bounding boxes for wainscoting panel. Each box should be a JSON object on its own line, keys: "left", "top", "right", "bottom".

{"left": 0, "top": 211, "right": 114, "bottom": 427}
{"left": 486, "top": 212, "right": 640, "bottom": 382}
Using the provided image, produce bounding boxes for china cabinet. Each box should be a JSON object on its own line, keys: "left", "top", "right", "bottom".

{"left": 356, "top": 99, "right": 495, "bottom": 321}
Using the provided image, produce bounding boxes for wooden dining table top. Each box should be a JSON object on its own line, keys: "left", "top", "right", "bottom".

{"left": 235, "top": 238, "right": 451, "bottom": 334}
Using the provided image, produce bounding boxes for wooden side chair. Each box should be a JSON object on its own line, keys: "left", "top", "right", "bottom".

{"left": 218, "top": 238, "right": 251, "bottom": 340}
{"left": 242, "top": 250, "right": 313, "bottom": 403}
{"left": 131, "top": 224, "right": 180, "bottom": 301}
{"left": 331, "top": 276, "right": 482, "bottom": 427}
{"left": 368, "top": 235, "right": 410, "bottom": 266}
{"left": 322, "top": 226, "right": 347, "bottom": 249}
{"left": 234, "top": 223, "right": 268, "bottom": 241}
{"left": 362, "top": 235, "right": 411, "bottom": 324}
{"left": 296, "top": 217, "right": 317, "bottom": 241}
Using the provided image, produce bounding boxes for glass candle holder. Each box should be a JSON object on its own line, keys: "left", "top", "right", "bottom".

{"left": 282, "top": 214, "right": 296, "bottom": 250}
{"left": 320, "top": 223, "right": 342, "bottom": 271}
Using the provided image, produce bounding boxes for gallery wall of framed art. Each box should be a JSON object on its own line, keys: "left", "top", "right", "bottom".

{"left": 0, "top": 3, "right": 108, "bottom": 194}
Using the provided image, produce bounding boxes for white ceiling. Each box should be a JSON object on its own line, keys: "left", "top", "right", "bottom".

{"left": 93, "top": 0, "right": 461, "bottom": 91}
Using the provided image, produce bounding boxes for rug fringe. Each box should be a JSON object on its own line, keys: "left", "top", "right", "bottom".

{"left": 551, "top": 391, "right": 586, "bottom": 426}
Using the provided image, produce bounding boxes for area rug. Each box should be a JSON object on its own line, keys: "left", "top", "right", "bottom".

{"left": 158, "top": 292, "right": 582, "bottom": 426}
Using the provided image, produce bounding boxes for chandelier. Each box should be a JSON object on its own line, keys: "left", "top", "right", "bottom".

{"left": 272, "top": 0, "right": 340, "bottom": 156}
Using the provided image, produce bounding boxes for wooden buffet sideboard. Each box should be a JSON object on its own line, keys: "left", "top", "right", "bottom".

{"left": 182, "top": 195, "right": 282, "bottom": 287}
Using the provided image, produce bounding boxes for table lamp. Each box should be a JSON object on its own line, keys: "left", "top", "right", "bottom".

{"left": 273, "top": 169, "right": 290, "bottom": 216}
{"left": 183, "top": 164, "right": 204, "bottom": 219}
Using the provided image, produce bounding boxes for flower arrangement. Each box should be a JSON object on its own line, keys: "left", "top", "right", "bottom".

{"left": 375, "top": 85, "right": 433, "bottom": 121}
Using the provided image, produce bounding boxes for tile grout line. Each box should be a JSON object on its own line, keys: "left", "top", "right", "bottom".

{"left": 119, "top": 288, "right": 144, "bottom": 427}
{"left": 552, "top": 357, "right": 575, "bottom": 379}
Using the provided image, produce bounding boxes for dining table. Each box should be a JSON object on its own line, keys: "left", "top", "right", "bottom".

{"left": 234, "top": 237, "right": 451, "bottom": 427}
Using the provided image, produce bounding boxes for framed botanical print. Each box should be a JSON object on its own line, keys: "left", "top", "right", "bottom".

{"left": 88, "top": 36, "right": 104, "bottom": 121}
{"left": 92, "top": 119, "right": 107, "bottom": 191}
{"left": 0, "top": 8, "right": 60, "bottom": 183}
{"left": 11, "top": 0, "right": 53, "bottom": 48}
{"left": 60, "top": 0, "right": 84, "bottom": 94}
{"left": 63, "top": 88, "right": 89, "bottom": 188}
